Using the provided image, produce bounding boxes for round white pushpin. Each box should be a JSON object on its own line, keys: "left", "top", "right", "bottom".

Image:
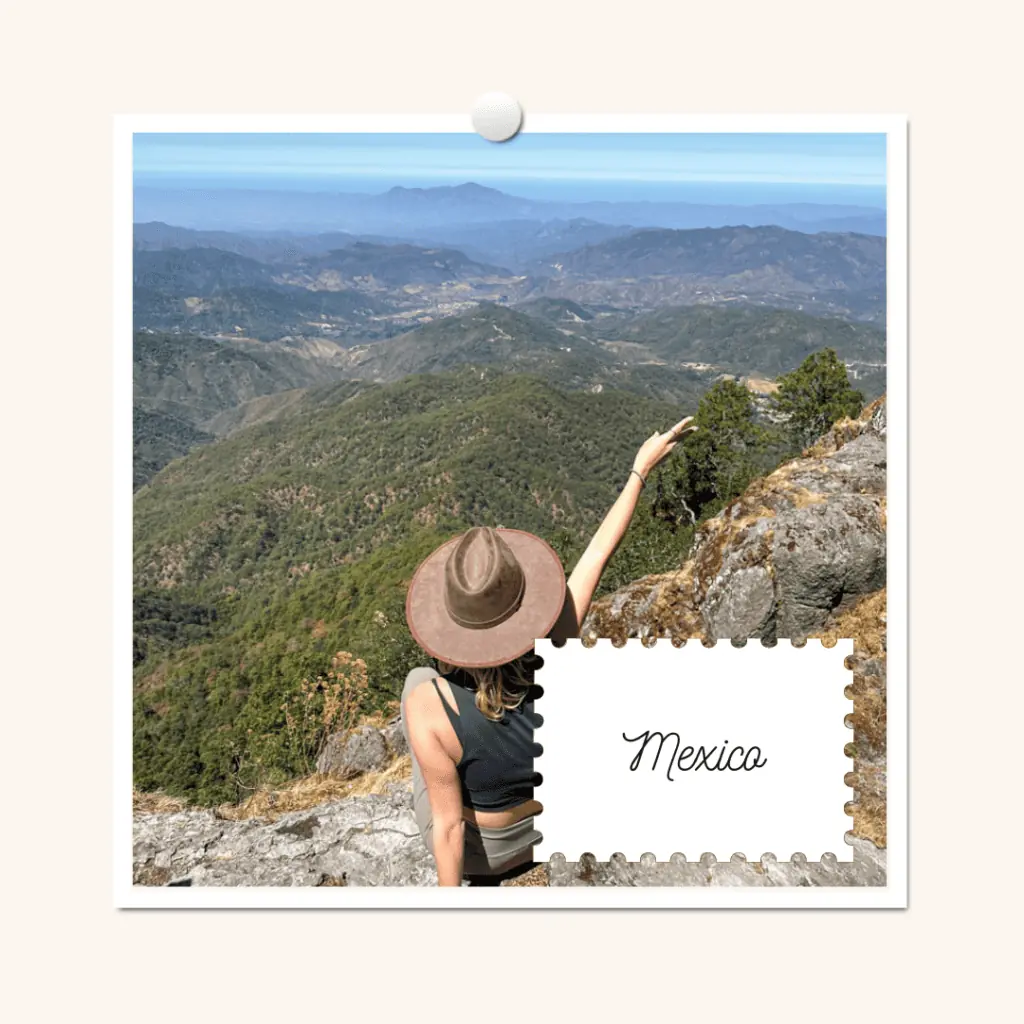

{"left": 471, "top": 93, "right": 523, "bottom": 142}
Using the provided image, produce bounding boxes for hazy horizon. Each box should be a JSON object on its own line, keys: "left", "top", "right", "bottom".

{"left": 134, "top": 133, "right": 887, "bottom": 210}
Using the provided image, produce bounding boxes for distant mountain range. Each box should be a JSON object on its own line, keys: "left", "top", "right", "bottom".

{"left": 135, "top": 181, "right": 886, "bottom": 242}
{"left": 532, "top": 225, "right": 886, "bottom": 322}
{"left": 347, "top": 302, "right": 885, "bottom": 391}
{"left": 134, "top": 248, "right": 397, "bottom": 341}
{"left": 132, "top": 293, "right": 885, "bottom": 488}
{"left": 134, "top": 221, "right": 886, "bottom": 343}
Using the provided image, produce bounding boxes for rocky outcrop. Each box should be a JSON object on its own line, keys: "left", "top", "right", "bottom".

{"left": 316, "top": 717, "right": 407, "bottom": 777}
{"left": 134, "top": 786, "right": 438, "bottom": 887}
{"left": 133, "top": 780, "right": 886, "bottom": 887}
{"left": 585, "top": 398, "right": 886, "bottom": 643}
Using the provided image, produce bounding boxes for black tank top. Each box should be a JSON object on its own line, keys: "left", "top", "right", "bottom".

{"left": 431, "top": 672, "right": 542, "bottom": 812}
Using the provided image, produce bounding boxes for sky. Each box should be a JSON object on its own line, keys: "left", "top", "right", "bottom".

{"left": 133, "top": 133, "right": 887, "bottom": 207}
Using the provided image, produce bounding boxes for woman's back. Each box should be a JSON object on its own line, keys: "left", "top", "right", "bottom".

{"left": 431, "top": 671, "right": 542, "bottom": 813}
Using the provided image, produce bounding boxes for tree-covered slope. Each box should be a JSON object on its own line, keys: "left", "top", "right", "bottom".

{"left": 529, "top": 225, "right": 887, "bottom": 321}
{"left": 134, "top": 368, "right": 685, "bottom": 597}
{"left": 134, "top": 333, "right": 353, "bottom": 429}
{"left": 341, "top": 303, "right": 711, "bottom": 403}
{"left": 132, "top": 333, "right": 363, "bottom": 485}
{"left": 536, "top": 225, "right": 885, "bottom": 289}
{"left": 595, "top": 305, "right": 886, "bottom": 384}
{"left": 133, "top": 407, "right": 214, "bottom": 491}
{"left": 133, "top": 370, "right": 691, "bottom": 802}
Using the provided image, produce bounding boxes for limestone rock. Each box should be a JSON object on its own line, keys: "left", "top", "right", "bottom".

{"left": 316, "top": 724, "right": 390, "bottom": 777}
{"left": 132, "top": 781, "right": 885, "bottom": 887}
{"left": 381, "top": 718, "right": 408, "bottom": 758}
{"left": 133, "top": 786, "right": 438, "bottom": 887}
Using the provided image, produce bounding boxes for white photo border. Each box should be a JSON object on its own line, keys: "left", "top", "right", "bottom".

{"left": 115, "top": 113, "right": 908, "bottom": 909}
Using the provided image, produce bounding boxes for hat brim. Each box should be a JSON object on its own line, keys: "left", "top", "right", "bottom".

{"left": 405, "top": 529, "right": 566, "bottom": 669}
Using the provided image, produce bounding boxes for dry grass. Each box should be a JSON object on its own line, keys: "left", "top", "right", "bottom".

{"left": 744, "top": 377, "right": 780, "bottom": 395}
{"left": 216, "top": 755, "right": 412, "bottom": 822}
{"left": 817, "top": 588, "right": 887, "bottom": 661}
{"left": 803, "top": 395, "right": 885, "bottom": 458}
{"left": 786, "top": 486, "right": 828, "bottom": 509}
{"left": 133, "top": 790, "right": 189, "bottom": 814}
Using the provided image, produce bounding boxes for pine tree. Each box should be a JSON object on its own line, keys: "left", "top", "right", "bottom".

{"left": 654, "top": 378, "right": 764, "bottom": 522}
{"left": 774, "top": 349, "right": 864, "bottom": 447}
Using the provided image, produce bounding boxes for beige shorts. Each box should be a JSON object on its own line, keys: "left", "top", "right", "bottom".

{"left": 401, "top": 667, "right": 542, "bottom": 877}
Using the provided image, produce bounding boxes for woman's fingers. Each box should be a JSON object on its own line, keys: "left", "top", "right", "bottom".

{"left": 666, "top": 415, "right": 695, "bottom": 438}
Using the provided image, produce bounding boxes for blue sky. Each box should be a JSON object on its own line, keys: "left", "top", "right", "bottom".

{"left": 134, "top": 133, "right": 886, "bottom": 206}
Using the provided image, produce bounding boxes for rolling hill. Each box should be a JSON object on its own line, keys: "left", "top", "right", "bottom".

{"left": 336, "top": 304, "right": 711, "bottom": 403}
{"left": 134, "top": 248, "right": 277, "bottom": 293}
{"left": 133, "top": 333, "right": 361, "bottom": 486}
{"left": 530, "top": 225, "right": 887, "bottom": 321}
{"left": 592, "top": 305, "right": 886, "bottom": 390}
{"left": 281, "top": 241, "right": 513, "bottom": 290}
{"left": 514, "top": 296, "right": 597, "bottom": 325}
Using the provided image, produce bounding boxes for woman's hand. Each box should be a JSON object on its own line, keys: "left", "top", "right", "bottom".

{"left": 632, "top": 416, "right": 697, "bottom": 480}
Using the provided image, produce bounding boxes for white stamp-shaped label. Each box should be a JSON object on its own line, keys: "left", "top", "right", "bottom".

{"left": 534, "top": 638, "right": 854, "bottom": 863}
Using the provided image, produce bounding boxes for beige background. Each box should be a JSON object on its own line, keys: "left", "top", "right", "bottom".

{"left": 5, "top": 0, "right": 1021, "bottom": 1017}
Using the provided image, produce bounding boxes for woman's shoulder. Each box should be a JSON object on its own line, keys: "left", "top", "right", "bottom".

{"left": 407, "top": 674, "right": 460, "bottom": 719}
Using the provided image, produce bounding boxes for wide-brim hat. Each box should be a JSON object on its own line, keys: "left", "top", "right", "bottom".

{"left": 405, "top": 527, "right": 566, "bottom": 669}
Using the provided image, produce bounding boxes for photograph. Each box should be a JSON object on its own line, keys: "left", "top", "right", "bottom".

{"left": 125, "top": 124, "right": 901, "bottom": 900}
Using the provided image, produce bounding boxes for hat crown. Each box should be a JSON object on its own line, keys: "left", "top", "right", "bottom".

{"left": 444, "top": 527, "right": 526, "bottom": 630}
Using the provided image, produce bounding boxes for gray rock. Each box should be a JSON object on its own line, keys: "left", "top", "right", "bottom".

{"left": 133, "top": 780, "right": 885, "bottom": 887}
{"left": 133, "top": 786, "right": 438, "bottom": 887}
{"left": 381, "top": 719, "right": 408, "bottom": 758}
{"left": 316, "top": 725, "right": 390, "bottom": 777}
{"left": 770, "top": 498, "right": 885, "bottom": 638}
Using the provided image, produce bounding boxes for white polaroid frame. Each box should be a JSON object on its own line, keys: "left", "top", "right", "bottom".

{"left": 114, "top": 113, "right": 907, "bottom": 908}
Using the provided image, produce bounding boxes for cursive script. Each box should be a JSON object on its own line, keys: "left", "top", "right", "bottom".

{"left": 622, "top": 730, "right": 767, "bottom": 781}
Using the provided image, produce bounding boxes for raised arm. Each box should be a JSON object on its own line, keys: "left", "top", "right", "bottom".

{"left": 551, "top": 416, "right": 696, "bottom": 638}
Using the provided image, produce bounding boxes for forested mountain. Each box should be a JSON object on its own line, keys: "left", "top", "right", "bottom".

{"left": 514, "top": 296, "right": 597, "bottom": 324}
{"left": 132, "top": 370, "right": 694, "bottom": 801}
{"left": 133, "top": 407, "right": 213, "bottom": 491}
{"left": 280, "top": 242, "right": 512, "bottom": 289}
{"left": 133, "top": 333, "right": 357, "bottom": 486}
{"left": 134, "top": 369, "right": 684, "bottom": 596}
{"left": 337, "top": 302, "right": 884, "bottom": 400}
{"left": 134, "top": 248, "right": 278, "bottom": 293}
{"left": 133, "top": 248, "right": 390, "bottom": 341}
{"left": 337, "top": 304, "right": 710, "bottom": 403}
{"left": 592, "top": 305, "right": 886, "bottom": 385}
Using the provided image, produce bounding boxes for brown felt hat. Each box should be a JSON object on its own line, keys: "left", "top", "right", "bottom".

{"left": 405, "top": 527, "right": 566, "bottom": 669}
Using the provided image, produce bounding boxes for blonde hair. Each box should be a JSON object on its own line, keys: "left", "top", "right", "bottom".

{"left": 437, "top": 655, "right": 533, "bottom": 721}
